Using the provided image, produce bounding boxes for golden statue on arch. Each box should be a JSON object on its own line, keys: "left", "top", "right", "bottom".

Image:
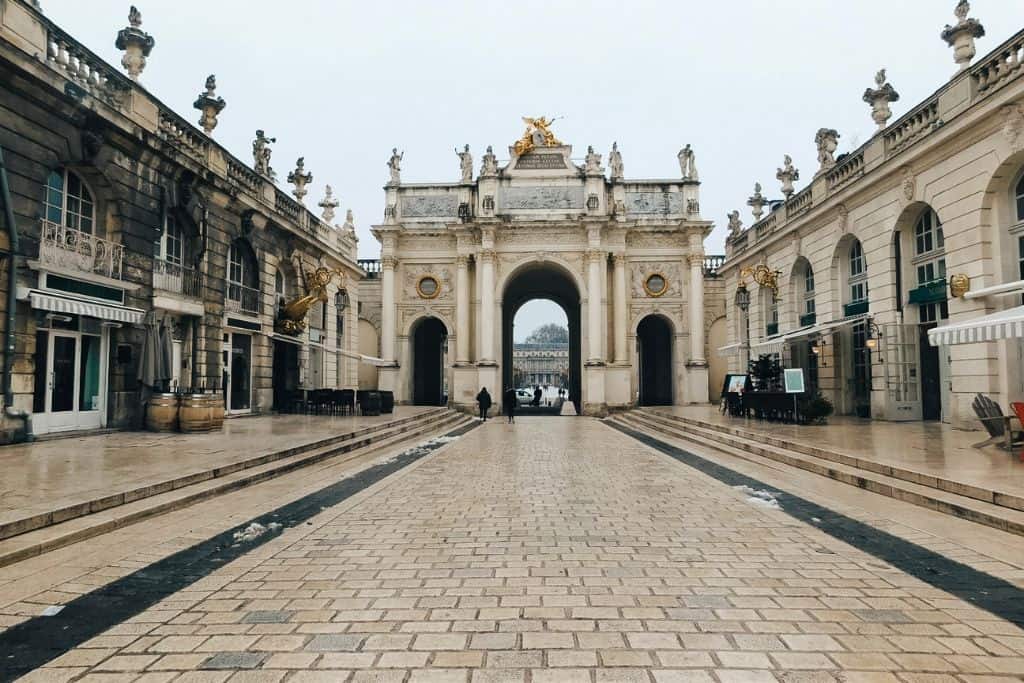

{"left": 276, "top": 263, "right": 349, "bottom": 336}
{"left": 514, "top": 116, "right": 562, "bottom": 155}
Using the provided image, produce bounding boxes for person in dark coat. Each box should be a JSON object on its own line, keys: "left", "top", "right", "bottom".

{"left": 503, "top": 387, "right": 517, "bottom": 424}
{"left": 476, "top": 387, "right": 492, "bottom": 421}
{"left": 533, "top": 386, "right": 542, "bottom": 407}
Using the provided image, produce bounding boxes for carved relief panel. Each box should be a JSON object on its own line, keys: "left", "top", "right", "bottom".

{"left": 630, "top": 262, "right": 683, "bottom": 299}
{"left": 402, "top": 263, "right": 453, "bottom": 302}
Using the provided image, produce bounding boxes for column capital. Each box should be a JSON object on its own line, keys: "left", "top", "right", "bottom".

{"left": 687, "top": 253, "right": 706, "bottom": 268}
{"left": 455, "top": 254, "right": 471, "bottom": 268}
{"left": 585, "top": 249, "right": 607, "bottom": 265}
{"left": 382, "top": 255, "right": 399, "bottom": 270}
{"left": 478, "top": 249, "right": 497, "bottom": 264}
{"left": 612, "top": 252, "right": 628, "bottom": 266}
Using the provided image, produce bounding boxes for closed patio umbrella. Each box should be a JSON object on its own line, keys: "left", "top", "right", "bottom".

{"left": 137, "top": 310, "right": 161, "bottom": 389}
{"left": 158, "top": 315, "right": 174, "bottom": 391}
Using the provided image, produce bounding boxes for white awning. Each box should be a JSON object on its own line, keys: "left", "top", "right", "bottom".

{"left": 337, "top": 347, "right": 397, "bottom": 367}
{"left": 28, "top": 290, "right": 144, "bottom": 324}
{"left": 716, "top": 342, "right": 744, "bottom": 357}
{"left": 928, "top": 306, "right": 1024, "bottom": 346}
{"left": 750, "top": 313, "right": 870, "bottom": 354}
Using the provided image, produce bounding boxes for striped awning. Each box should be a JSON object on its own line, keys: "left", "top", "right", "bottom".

{"left": 29, "top": 291, "right": 145, "bottom": 324}
{"left": 928, "top": 306, "right": 1024, "bottom": 346}
{"left": 750, "top": 313, "right": 871, "bottom": 354}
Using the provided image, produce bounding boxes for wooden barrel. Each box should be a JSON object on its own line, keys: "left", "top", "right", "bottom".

{"left": 146, "top": 393, "right": 179, "bottom": 432}
{"left": 179, "top": 393, "right": 212, "bottom": 433}
{"left": 209, "top": 394, "right": 225, "bottom": 430}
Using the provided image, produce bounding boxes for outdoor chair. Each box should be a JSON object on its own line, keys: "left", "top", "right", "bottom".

{"left": 289, "top": 390, "right": 310, "bottom": 414}
{"left": 971, "top": 393, "right": 1024, "bottom": 451}
{"left": 1009, "top": 402, "right": 1024, "bottom": 462}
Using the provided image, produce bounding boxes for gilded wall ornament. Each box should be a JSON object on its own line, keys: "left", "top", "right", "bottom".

{"left": 513, "top": 116, "right": 562, "bottom": 155}
{"left": 643, "top": 272, "right": 669, "bottom": 298}
{"left": 416, "top": 274, "right": 441, "bottom": 300}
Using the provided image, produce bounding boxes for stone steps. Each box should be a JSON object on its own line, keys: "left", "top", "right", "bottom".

{"left": 642, "top": 409, "right": 1024, "bottom": 513}
{"left": 0, "top": 409, "right": 465, "bottom": 567}
{"left": 608, "top": 410, "right": 1024, "bottom": 537}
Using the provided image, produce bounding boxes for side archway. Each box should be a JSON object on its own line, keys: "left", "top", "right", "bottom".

{"left": 410, "top": 316, "right": 448, "bottom": 406}
{"left": 637, "top": 314, "right": 674, "bottom": 406}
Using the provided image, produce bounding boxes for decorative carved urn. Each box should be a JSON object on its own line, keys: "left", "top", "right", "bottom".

{"left": 287, "top": 157, "right": 313, "bottom": 203}
{"left": 941, "top": 1, "right": 985, "bottom": 72}
{"left": 746, "top": 182, "right": 766, "bottom": 222}
{"left": 115, "top": 6, "right": 155, "bottom": 81}
{"left": 193, "top": 75, "right": 226, "bottom": 135}
{"left": 862, "top": 69, "right": 900, "bottom": 131}
{"left": 776, "top": 155, "right": 799, "bottom": 198}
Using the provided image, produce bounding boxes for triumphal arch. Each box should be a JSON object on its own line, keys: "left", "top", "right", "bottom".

{"left": 371, "top": 119, "right": 712, "bottom": 416}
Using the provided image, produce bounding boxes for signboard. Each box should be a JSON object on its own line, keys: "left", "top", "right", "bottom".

{"left": 784, "top": 368, "right": 805, "bottom": 394}
{"left": 726, "top": 374, "right": 748, "bottom": 394}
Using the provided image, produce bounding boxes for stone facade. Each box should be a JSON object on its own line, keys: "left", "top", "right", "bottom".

{"left": 368, "top": 135, "right": 721, "bottom": 416}
{"left": 0, "top": 1, "right": 361, "bottom": 442}
{"left": 718, "top": 10, "right": 1024, "bottom": 428}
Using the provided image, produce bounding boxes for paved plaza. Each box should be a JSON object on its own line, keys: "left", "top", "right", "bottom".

{"left": 4, "top": 417, "right": 1024, "bottom": 682}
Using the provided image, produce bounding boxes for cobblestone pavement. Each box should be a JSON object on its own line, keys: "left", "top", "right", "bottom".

{"left": 11, "top": 418, "right": 1024, "bottom": 682}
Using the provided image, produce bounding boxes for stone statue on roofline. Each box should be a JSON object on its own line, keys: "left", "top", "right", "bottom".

{"left": 608, "top": 142, "right": 624, "bottom": 181}
{"left": 253, "top": 130, "right": 275, "bottom": 179}
{"left": 480, "top": 145, "right": 498, "bottom": 176}
{"left": 726, "top": 210, "right": 743, "bottom": 241}
{"left": 677, "top": 144, "right": 698, "bottom": 181}
{"left": 584, "top": 145, "right": 602, "bottom": 174}
{"left": 387, "top": 148, "right": 403, "bottom": 185}
{"left": 455, "top": 145, "right": 473, "bottom": 183}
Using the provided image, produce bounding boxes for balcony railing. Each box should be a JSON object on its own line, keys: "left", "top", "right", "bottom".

{"left": 152, "top": 257, "right": 203, "bottom": 299}
{"left": 703, "top": 254, "right": 725, "bottom": 276}
{"left": 38, "top": 219, "right": 124, "bottom": 280}
{"left": 225, "top": 282, "right": 260, "bottom": 314}
{"left": 359, "top": 259, "right": 382, "bottom": 279}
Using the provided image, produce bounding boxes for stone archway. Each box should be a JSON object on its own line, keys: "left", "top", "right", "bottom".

{"left": 637, "top": 314, "right": 674, "bottom": 405}
{"left": 501, "top": 263, "right": 582, "bottom": 415}
{"left": 411, "top": 317, "right": 447, "bottom": 406}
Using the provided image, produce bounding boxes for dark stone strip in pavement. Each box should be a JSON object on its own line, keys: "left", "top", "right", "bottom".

{"left": 0, "top": 421, "right": 479, "bottom": 682}
{"left": 607, "top": 420, "right": 1024, "bottom": 628}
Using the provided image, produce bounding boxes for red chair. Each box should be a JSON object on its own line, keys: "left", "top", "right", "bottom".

{"left": 1010, "top": 402, "right": 1024, "bottom": 461}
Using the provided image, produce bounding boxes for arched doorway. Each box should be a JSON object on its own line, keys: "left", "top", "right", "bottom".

{"left": 502, "top": 264, "right": 582, "bottom": 415}
{"left": 411, "top": 317, "right": 447, "bottom": 405}
{"left": 638, "top": 315, "right": 673, "bottom": 406}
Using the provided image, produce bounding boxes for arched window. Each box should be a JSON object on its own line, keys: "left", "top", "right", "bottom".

{"left": 848, "top": 240, "right": 867, "bottom": 305}
{"left": 764, "top": 288, "right": 779, "bottom": 337}
{"left": 913, "top": 209, "right": 947, "bottom": 323}
{"left": 274, "top": 269, "right": 286, "bottom": 307}
{"left": 227, "top": 240, "right": 259, "bottom": 313}
{"left": 802, "top": 264, "right": 816, "bottom": 325}
{"left": 1015, "top": 174, "right": 1024, "bottom": 222}
{"left": 44, "top": 169, "right": 94, "bottom": 234}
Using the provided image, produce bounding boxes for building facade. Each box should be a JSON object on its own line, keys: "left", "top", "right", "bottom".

{"left": 0, "top": 0, "right": 362, "bottom": 442}
{"left": 718, "top": 4, "right": 1024, "bottom": 428}
{"left": 512, "top": 343, "right": 570, "bottom": 389}
{"left": 366, "top": 124, "right": 724, "bottom": 416}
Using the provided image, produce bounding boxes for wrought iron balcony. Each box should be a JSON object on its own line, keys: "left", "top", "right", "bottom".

{"left": 225, "top": 282, "right": 260, "bottom": 314}
{"left": 38, "top": 219, "right": 124, "bottom": 280}
{"left": 152, "top": 257, "right": 203, "bottom": 299}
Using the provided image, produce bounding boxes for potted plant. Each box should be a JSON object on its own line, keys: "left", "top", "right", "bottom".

{"left": 799, "top": 391, "right": 834, "bottom": 425}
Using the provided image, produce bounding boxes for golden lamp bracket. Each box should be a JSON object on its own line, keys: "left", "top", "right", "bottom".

{"left": 276, "top": 265, "right": 349, "bottom": 337}
{"left": 739, "top": 263, "right": 782, "bottom": 300}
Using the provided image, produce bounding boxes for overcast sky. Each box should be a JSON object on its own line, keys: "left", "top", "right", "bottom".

{"left": 44, "top": 1, "right": 1021, "bottom": 334}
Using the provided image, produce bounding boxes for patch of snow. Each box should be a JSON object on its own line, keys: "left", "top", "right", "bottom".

{"left": 233, "top": 521, "right": 279, "bottom": 543}
{"left": 733, "top": 485, "right": 782, "bottom": 510}
{"left": 40, "top": 605, "right": 64, "bottom": 616}
{"left": 745, "top": 496, "right": 781, "bottom": 509}
{"left": 812, "top": 517, "right": 822, "bottom": 524}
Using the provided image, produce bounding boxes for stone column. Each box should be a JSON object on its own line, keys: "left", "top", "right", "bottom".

{"left": 586, "top": 249, "right": 605, "bottom": 363}
{"left": 478, "top": 249, "right": 496, "bottom": 364}
{"left": 455, "top": 255, "right": 470, "bottom": 364}
{"left": 613, "top": 253, "right": 628, "bottom": 364}
{"left": 688, "top": 254, "right": 706, "bottom": 364}
{"left": 381, "top": 256, "right": 397, "bottom": 362}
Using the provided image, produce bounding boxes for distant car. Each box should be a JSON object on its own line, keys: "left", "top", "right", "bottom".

{"left": 515, "top": 389, "right": 533, "bottom": 406}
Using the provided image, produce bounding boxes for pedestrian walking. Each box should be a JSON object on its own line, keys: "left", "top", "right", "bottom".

{"left": 503, "top": 387, "right": 516, "bottom": 424}
{"left": 476, "top": 387, "right": 492, "bottom": 421}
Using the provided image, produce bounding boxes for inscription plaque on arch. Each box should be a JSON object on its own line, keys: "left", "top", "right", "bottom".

{"left": 514, "top": 153, "right": 567, "bottom": 170}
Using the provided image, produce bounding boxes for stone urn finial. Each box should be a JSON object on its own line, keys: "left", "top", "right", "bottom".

{"left": 319, "top": 185, "right": 340, "bottom": 223}
{"left": 862, "top": 69, "right": 900, "bottom": 132}
{"left": 115, "top": 5, "right": 155, "bottom": 81}
{"left": 776, "top": 155, "right": 799, "bottom": 198}
{"left": 287, "top": 157, "right": 313, "bottom": 203}
{"left": 193, "top": 74, "right": 226, "bottom": 135}
{"left": 941, "top": 1, "right": 985, "bottom": 73}
{"left": 747, "top": 182, "right": 766, "bottom": 222}
{"left": 814, "top": 128, "right": 841, "bottom": 175}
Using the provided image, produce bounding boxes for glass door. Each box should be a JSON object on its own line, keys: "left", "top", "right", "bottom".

{"left": 48, "top": 332, "right": 78, "bottom": 430}
{"left": 227, "top": 332, "right": 252, "bottom": 412}
{"left": 34, "top": 329, "right": 104, "bottom": 433}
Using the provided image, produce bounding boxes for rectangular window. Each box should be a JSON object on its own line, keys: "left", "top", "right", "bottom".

{"left": 164, "top": 217, "right": 183, "bottom": 265}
